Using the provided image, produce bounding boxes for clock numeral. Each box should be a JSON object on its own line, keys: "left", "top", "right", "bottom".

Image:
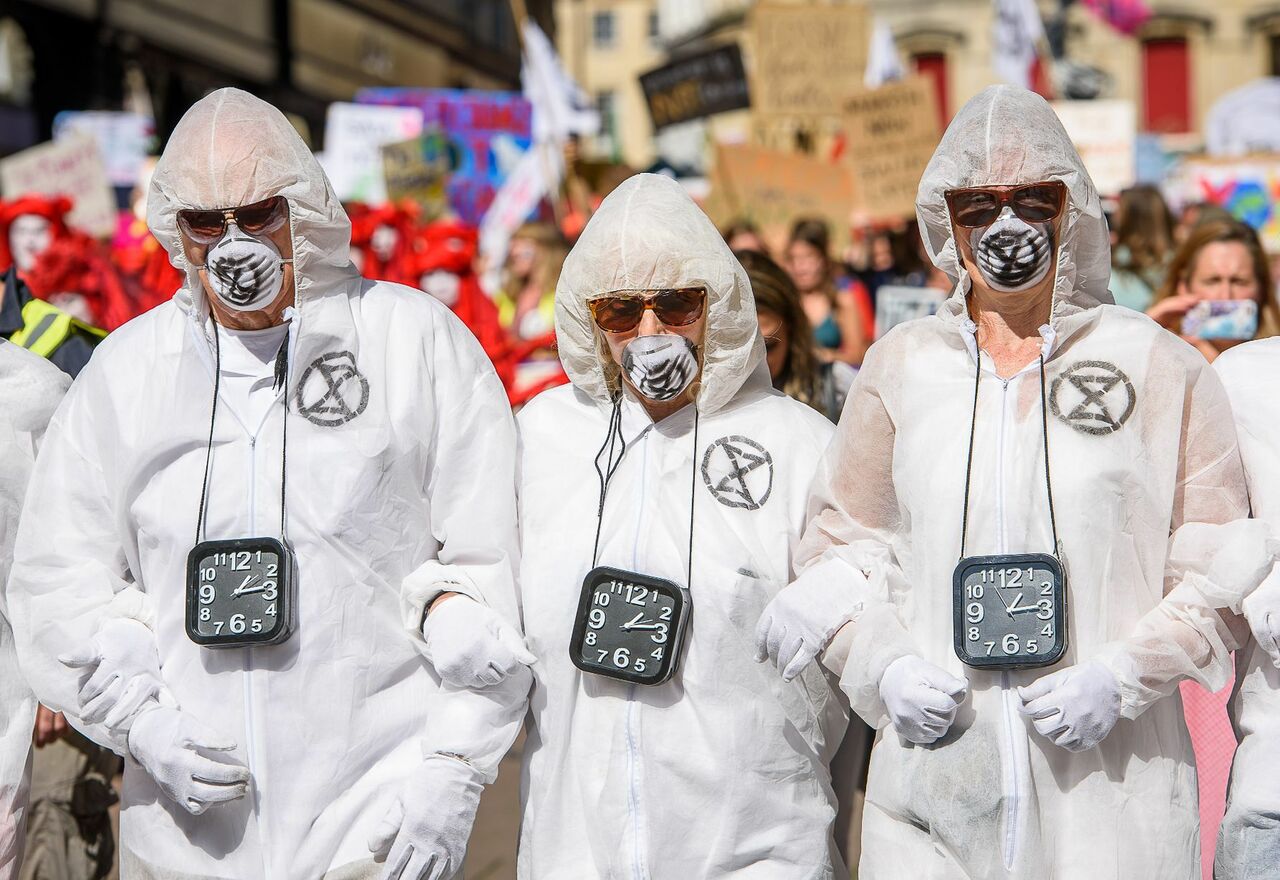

{"left": 1036, "top": 599, "right": 1053, "bottom": 620}
{"left": 199, "top": 584, "right": 216, "bottom": 605}
{"left": 651, "top": 647, "right": 664, "bottom": 660}
{"left": 1002, "top": 634, "right": 1020, "bottom": 655}
{"left": 651, "top": 623, "right": 668, "bottom": 644}
{"left": 658, "top": 606, "right": 672, "bottom": 621}
{"left": 251, "top": 619, "right": 263, "bottom": 633}
{"left": 968, "top": 626, "right": 979, "bottom": 642}
{"left": 229, "top": 614, "right": 246, "bottom": 635}
{"left": 966, "top": 601, "right": 984, "bottom": 623}
{"left": 588, "top": 608, "right": 606, "bottom": 630}
{"left": 1040, "top": 622, "right": 1053, "bottom": 637}
{"left": 230, "top": 552, "right": 251, "bottom": 572}
{"left": 263, "top": 585, "right": 278, "bottom": 602}
{"left": 199, "top": 607, "right": 211, "bottom": 621}
{"left": 213, "top": 621, "right": 224, "bottom": 634}
{"left": 966, "top": 583, "right": 984, "bottom": 599}
{"left": 266, "top": 563, "right": 278, "bottom": 577}
{"left": 585, "top": 631, "right": 597, "bottom": 646}
{"left": 1026, "top": 639, "right": 1039, "bottom": 653}
{"left": 984, "top": 641, "right": 996, "bottom": 656}
{"left": 594, "top": 592, "right": 611, "bottom": 607}
{"left": 625, "top": 585, "right": 649, "bottom": 606}
{"left": 612, "top": 648, "right": 630, "bottom": 669}
{"left": 1039, "top": 580, "right": 1053, "bottom": 596}
{"left": 634, "top": 658, "right": 647, "bottom": 673}
{"left": 597, "top": 649, "right": 608, "bottom": 662}
{"left": 201, "top": 567, "right": 217, "bottom": 582}
{"left": 265, "top": 603, "right": 277, "bottom": 617}
{"left": 981, "top": 569, "right": 994, "bottom": 584}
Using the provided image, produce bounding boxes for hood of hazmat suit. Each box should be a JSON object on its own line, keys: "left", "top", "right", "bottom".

{"left": 798, "top": 86, "right": 1251, "bottom": 880}
{"left": 0, "top": 343, "right": 67, "bottom": 878}
{"left": 6, "top": 89, "right": 525, "bottom": 880}
{"left": 1211, "top": 338, "right": 1280, "bottom": 878}
{"left": 515, "top": 173, "right": 846, "bottom": 879}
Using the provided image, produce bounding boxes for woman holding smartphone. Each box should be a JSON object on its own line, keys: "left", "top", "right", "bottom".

{"left": 1146, "top": 218, "right": 1276, "bottom": 362}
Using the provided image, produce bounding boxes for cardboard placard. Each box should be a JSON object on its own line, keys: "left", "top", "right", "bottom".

{"left": 322, "top": 102, "right": 425, "bottom": 204}
{"left": 751, "top": 4, "right": 869, "bottom": 119}
{"left": 842, "top": 77, "right": 939, "bottom": 221}
{"left": 381, "top": 130, "right": 452, "bottom": 215}
{"left": 52, "top": 111, "right": 156, "bottom": 189}
{"left": 710, "top": 143, "right": 854, "bottom": 255}
{"left": 0, "top": 133, "right": 117, "bottom": 237}
{"left": 1163, "top": 156, "right": 1280, "bottom": 252}
{"left": 640, "top": 44, "right": 750, "bottom": 130}
{"left": 1051, "top": 100, "right": 1135, "bottom": 197}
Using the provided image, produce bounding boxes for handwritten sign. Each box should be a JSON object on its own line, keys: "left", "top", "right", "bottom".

{"left": 842, "top": 77, "right": 939, "bottom": 220}
{"left": 322, "top": 103, "right": 424, "bottom": 203}
{"left": 640, "top": 44, "right": 750, "bottom": 130}
{"left": 381, "top": 130, "right": 452, "bottom": 215}
{"left": 1163, "top": 156, "right": 1280, "bottom": 252}
{"left": 0, "top": 134, "right": 117, "bottom": 237}
{"left": 1052, "top": 100, "right": 1135, "bottom": 197}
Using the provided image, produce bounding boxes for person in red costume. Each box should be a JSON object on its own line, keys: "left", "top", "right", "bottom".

{"left": 348, "top": 201, "right": 419, "bottom": 285}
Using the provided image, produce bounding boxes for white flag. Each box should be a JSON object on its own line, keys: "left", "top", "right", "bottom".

{"left": 991, "top": 0, "right": 1043, "bottom": 90}
{"left": 864, "top": 19, "right": 904, "bottom": 88}
{"left": 521, "top": 20, "right": 600, "bottom": 143}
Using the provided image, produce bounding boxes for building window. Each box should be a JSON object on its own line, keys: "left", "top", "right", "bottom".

{"left": 1142, "top": 37, "right": 1191, "bottom": 133}
{"left": 912, "top": 52, "right": 949, "bottom": 131}
{"left": 594, "top": 89, "right": 617, "bottom": 157}
{"left": 1270, "top": 33, "right": 1280, "bottom": 76}
{"left": 649, "top": 11, "right": 660, "bottom": 45}
{"left": 593, "top": 11, "right": 615, "bottom": 48}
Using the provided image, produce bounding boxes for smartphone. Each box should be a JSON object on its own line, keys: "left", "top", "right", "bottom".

{"left": 1181, "top": 300, "right": 1259, "bottom": 340}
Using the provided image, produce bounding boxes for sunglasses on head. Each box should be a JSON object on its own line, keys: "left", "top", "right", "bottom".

{"left": 944, "top": 182, "right": 1067, "bottom": 229}
{"left": 589, "top": 288, "right": 706, "bottom": 333}
{"left": 177, "top": 196, "right": 289, "bottom": 245}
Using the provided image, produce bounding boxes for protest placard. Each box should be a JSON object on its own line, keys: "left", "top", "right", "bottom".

{"left": 1163, "top": 156, "right": 1280, "bottom": 251}
{"left": 0, "top": 133, "right": 117, "bottom": 237}
{"left": 53, "top": 111, "right": 156, "bottom": 189}
{"left": 381, "top": 129, "right": 452, "bottom": 215}
{"left": 842, "top": 77, "right": 939, "bottom": 220}
{"left": 875, "top": 285, "right": 948, "bottom": 338}
{"left": 322, "top": 102, "right": 424, "bottom": 204}
{"left": 640, "top": 44, "right": 750, "bottom": 130}
{"left": 711, "top": 143, "right": 854, "bottom": 254}
{"left": 750, "top": 3, "right": 869, "bottom": 154}
{"left": 1052, "top": 100, "right": 1135, "bottom": 196}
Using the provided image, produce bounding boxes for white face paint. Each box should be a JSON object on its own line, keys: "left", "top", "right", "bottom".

{"left": 371, "top": 225, "right": 399, "bottom": 262}
{"left": 970, "top": 207, "right": 1054, "bottom": 293}
{"left": 202, "top": 221, "right": 288, "bottom": 312}
{"left": 9, "top": 214, "right": 52, "bottom": 273}
{"left": 421, "top": 271, "right": 460, "bottom": 307}
{"left": 621, "top": 335, "right": 698, "bottom": 402}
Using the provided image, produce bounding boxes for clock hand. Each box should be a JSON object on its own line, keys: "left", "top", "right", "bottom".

{"left": 991, "top": 586, "right": 1014, "bottom": 618}
{"left": 1009, "top": 598, "right": 1044, "bottom": 614}
{"left": 621, "top": 612, "right": 662, "bottom": 632}
{"left": 231, "top": 574, "right": 260, "bottom": 598}
{"left": 234, "top": 584, "right": 267, "bottom": 598}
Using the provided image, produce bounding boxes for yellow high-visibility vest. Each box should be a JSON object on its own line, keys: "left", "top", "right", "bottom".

{"left": 8, "top": 298, "right": 106, "bottom": 358}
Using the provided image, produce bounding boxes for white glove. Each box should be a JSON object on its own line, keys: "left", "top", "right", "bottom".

{"left": 421, "top": 596, "right": 535, "bottom": 689}
{"left": 1018, "top": 661, "right": 1121, "bottom": 752}
{"left": 1243, "top": 562, "right": 1280, "bottom": 668}
{"left": 368, "top": 755, "right": 484, "bottom": 880}
{"left": 59, "top": 617, "right": 169, "bottom": 731}
{"left": 127, "top": 706, "right": 250, "bottom": 815}
{"left": 754, "top": 574, "right": 862, "bottom": 681}
{"left": 879, "top": 655, "right": 969, "bottom": 745}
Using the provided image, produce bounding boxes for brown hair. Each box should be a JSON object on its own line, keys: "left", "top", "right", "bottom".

{"left": 736, "top": 249, "right": 824, "bottom": 411}
{"left": 1156, "top": 218, "right": 1277, "bottom": 337}
{"left": 1113, "top": 185, "right": 1176, "bottom": 276}
{"left": 787, "top": 217, "right": 838, "bottom": 305}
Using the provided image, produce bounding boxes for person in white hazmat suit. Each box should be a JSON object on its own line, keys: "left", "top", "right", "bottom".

{"left": 0, "top": 343, "right": 68, "bottom": 880}
{"left": 756, "top": 85, "right": 1260, "bottom": 879}
{"left": 1212, "top": 340, "right": 1280, "bottom": 878}
{"left": 5, "top": 88, "right": 531, "bottom": 880}
{"left": 515, "top": 173, "right": 847, "bottom": 878}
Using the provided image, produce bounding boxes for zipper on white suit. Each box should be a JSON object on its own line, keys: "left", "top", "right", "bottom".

{"left": 625, "top": 426, "right": 652, "bottom": 880}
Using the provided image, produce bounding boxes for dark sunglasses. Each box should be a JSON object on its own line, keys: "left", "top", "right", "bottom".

{"left": 178, "top": 196, "right": 289, "bottom": 245}
{"left": 944, "top": 182, "right": 1067, "bottom": 228}
{"left": 589, "top": 288, "right": 706, "bottom": 333}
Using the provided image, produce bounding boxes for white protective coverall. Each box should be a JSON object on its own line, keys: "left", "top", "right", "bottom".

{"left": 516, "top": 173, "right": 847, "bottom": 878}
{"left": 798, "top": 86, "right": 1251, "bottom": 879}
{"left": 6, "top": 89, "right": 526, "bottom": 880}
{"left": 0, "top": 343, "right": 67, "bottom": 880}
{"left": 1213, "top": 338, "right": 1280, "bottom": 878}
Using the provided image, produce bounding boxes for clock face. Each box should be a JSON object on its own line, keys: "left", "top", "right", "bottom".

{"left": 952, "top": 553, "right": 1066, "bottom": 669}
{"left": 186, "top": 538, "right": 295, "bottom": 647}
{"left": 569, "top": 567, "right": 689, "bottom": 686}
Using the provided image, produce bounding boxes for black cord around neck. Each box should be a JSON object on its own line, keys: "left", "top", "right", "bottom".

{"left": 958, "top": 347, "right": 1059, "bottom": 561}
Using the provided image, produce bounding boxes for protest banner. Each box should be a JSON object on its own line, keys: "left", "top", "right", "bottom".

{"left": 875, "top": 285, "right": 948, "bottom": 338}
{"left": 711, "top": 143, "right": 854, "bottom": 254}
{"left": 1163, "top": 156, "right": 1280, "bottom": 251}
{"left": 750, "top": 3, "right": 868, "bottom": 153}
{"left": 322, "top": 103, "right": 425, "bottom": 204}
{"left": 639, "top": 44, "right": 750, "bottom": 130}
{"left": 1052, "top": 100, "right": 1135, "bottom": 196}
{"left": 381, "top": 129, "right": 453, "bottom": 216}
{"left": 842, "top": 77, "right": 939, "bottom": 220}
{"left": 53, "top": 111, "right": 156, "bottom": 189}
{"left": 357, "top": 89, "right": 533, "bottom": 224}
{"left": 0, "top": 133, "right": 117, "bottom": 237}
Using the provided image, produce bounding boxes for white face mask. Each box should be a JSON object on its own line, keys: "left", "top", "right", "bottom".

{"left": 621, "top": 335, "right": 698, "bottom": 402}
{"left": 970, "top": 208, "right": 1054, "bottom": 293}
{"left": 203, "top": 221, "right": 289, "bottom": 312}
{"left": 421, "top": 271, "right": 460, "bottom": 307}
{"left": 9, "top": 215, "right": 52, "bottom": 273}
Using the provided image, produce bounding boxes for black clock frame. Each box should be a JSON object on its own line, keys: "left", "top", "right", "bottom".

{"left": 952, "top": 551, "right": 1068, "bottom": 670}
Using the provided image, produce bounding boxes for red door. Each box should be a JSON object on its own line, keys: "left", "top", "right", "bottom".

{"left": 913, "top": 52, "right": 950, "bottom": 132}
{"left": 1142, "top": 37, "right": 1191, "bottom": 133}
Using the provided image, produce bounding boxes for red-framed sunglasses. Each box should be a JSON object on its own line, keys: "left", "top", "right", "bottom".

{"left": 589, "top": 288, "right": 706, "bottom": 333}
{"left": 177, "top": 196, "right": 289, "bottom": 245}
{"left": 944, "top": 181, "right": 1067, "bottom": 229}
